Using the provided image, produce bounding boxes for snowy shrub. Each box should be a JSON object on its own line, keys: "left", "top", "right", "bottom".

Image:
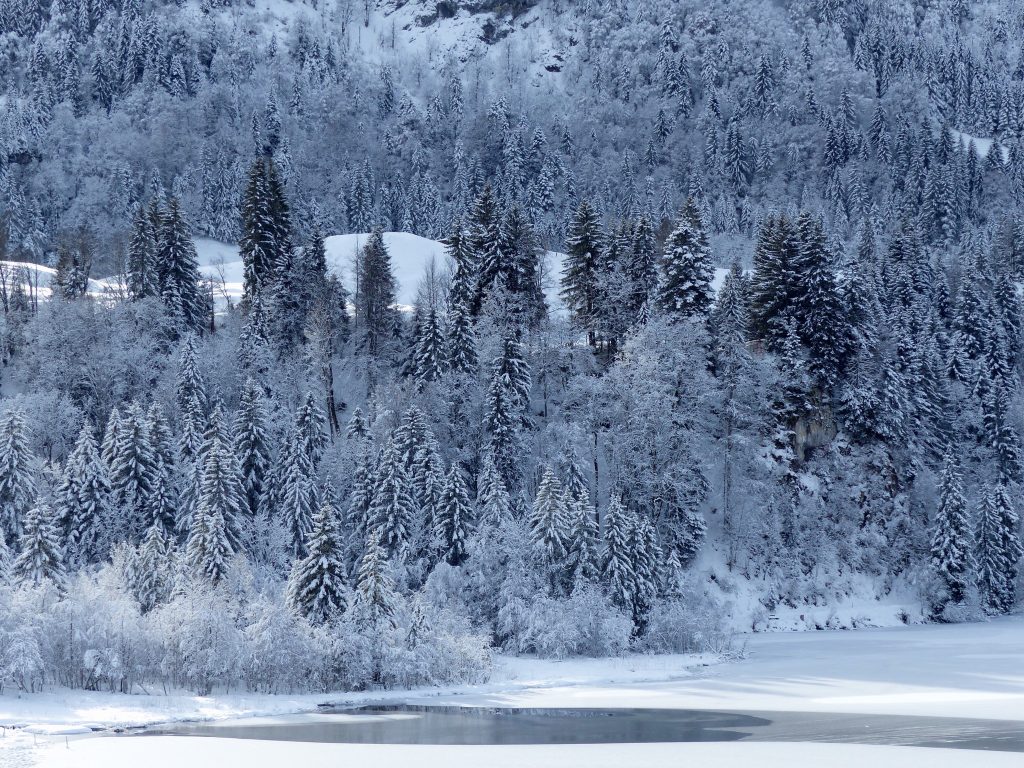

{"left": 637, "top": 587, "right": 732, "bottom": 655}
{"left": 514, "top": 585, "right": 632, "bottom": 659}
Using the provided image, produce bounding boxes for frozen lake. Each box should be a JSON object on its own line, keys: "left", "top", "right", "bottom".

{"left": 146, "top": 705, "right": 1024, "bottom": 751}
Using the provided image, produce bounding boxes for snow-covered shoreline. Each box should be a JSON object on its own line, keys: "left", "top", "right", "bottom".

{"left": 3, "top": 616, "right": 1022, "bottom": 766}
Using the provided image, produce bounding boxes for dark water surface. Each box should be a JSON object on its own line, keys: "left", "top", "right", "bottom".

{"left": 146, "top": 705, "right": 1024, "bottom": 752}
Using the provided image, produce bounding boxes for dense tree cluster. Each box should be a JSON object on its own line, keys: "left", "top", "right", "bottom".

{"left": 0, "top": 0, "right": 1020, "bottom": 695}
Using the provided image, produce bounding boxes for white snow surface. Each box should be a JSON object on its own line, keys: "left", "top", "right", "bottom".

{"left": 193, "top": 231, "right": 569, "bottom": 313}
{"left": 950, "top": 128, "right": 1011, "bottom": 163}
{"left": 4, "top": 617, "right": 1023, "bottom": 766}
{"left": 35, "top": 738, "right": 1024, "bottom": 768}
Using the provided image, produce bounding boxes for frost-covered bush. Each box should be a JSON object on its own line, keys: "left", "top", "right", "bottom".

{"left": 512, "top": 584, "right": 632, "bottom": 659}
{"left": 637, "top": 586, "right": 732, "bottom": 655}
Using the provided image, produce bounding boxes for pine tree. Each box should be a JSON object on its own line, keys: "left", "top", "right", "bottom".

{"left": 603, "top": 494, "right": 637, "bottom": 610}
{"left": 368, "top": 438, "right": 417, "bottom": 554}
{"left": 484, "top": 333, "right": 531, "bottom": 488}
{"left": 931, "top": 450, "right": 975, "bottom": 608}
{"left": 108, "top": 403, "right": 157, "bottom": 542}
{"left": 446, "top": 301, "right": 478, "bottom": 375}
{"left": 155, "top": 197, "right": 205, "bottom": 333}
{"left": 445, "top": 220, "right": 476, "bottom": 312}
{"left": 234, "top": 379, "right": 271, "bottom": 517}
{"left": 530, "top": 467, "right": 568, "bottom": 567}
{"left": 280, "top": 429, "right": 317, "bottom": 560}
{"left": 0, "top": 409, "right": 36, "bottom": 541}
{"left": 127, "top": 207, "right": 158, "bottom": 300}
{"left": 129, "top": 521, "right": 175, "bottom": 613}
{"left": 566, "top": 491, "right": 600, "bottom": 585}
{"left": 186, "top": 436, "right": 244, "bottom": 583}
{"left": 176, "top": 334, "right": 208, "bottom": 416}
{"left": 287, "top": 498, "right": 349, "bottom": 623}
{"left": 145, "top": 404, "right": 178, "bottom": 532}
{"left": 976, "top": 480, "right": 1022, "bottom": 614}
{"left": 355, "top": 232, "right": 398, "bottom": 355}
{"left": 561, "top": 200, "right": 604, "bottom": 345}
{"left": 414, "top": 307, "right": 445, "bottom": 385}
{"left": 355, "top": 530, "right": 398, "bottom": 628}
{"left": 57, "top": 424, "right": 110, "bottom": 566}
{"left": 793, "top": 212, "right": 850, "bottom": 390}
{"left": 467, "top": 184, "right": 501, "bottom": 315}
{"left": 13, "top": 502, "right": 65, "bottom": 588}
{"left": 346, "top": 407, "right": 369, "bottom": 441}
{"left": 477, "top": 454, "right": 512, "bottom": 526}
{"left": 657, "top": 199, "right": 714, "bottom": 319}
{"left": 435, "top": 463, "right": 473, "bottom": 566}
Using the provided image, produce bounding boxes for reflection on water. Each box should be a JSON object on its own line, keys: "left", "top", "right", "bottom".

{"left": 144, "top": 705, "right": 1024, "bottom": 752}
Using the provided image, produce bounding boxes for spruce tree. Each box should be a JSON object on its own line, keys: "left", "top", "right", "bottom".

{"left": 530, "top": 467, "right": 568, "bottom": 567}
{"left": 129, "top": 521, "right": 175, "bottom": 613}
{"left": 156, "top": 197, "right": 205, "bottom": 333}
{"left": 603, "top": 494, "right": 637, "bottom": 610}
{"left": 234, "top": 379, "right": 271, "bottom": 517}
{"left": 346, "top": 407, "right": 369, "bottom": 441}
{"left": 467, "top": 184, "right": 501, "bottom": 315}
{"left": 368, "top": 438, "right": 417, "bottom": 555}
{"left": 355, "top": 530, "right": 398, "bottom": 628}
{"left": 280, "top": 429, "right": 317, "bottom": 560}
{"left": 793, "top": 212, "right": 850, "bottom": 390}
{"left": 628, "top": 215, "right": 658, "bottom": 318}
{"left": 13, "top": 502, "right": 65, "bottom": 588}
{"left": 446, "top": 301, "right": 478, "bottom": 375}
{"left": 108, "top": 403, "right": 157, "bottom": 542}
{"left": 566, "top": 491, "right": 601, "bottom": 585}
{"left": 186, "top": 437, "right": 243, "bottom": 583}
{"left": 239, "top": 157, "right": 277, "bottom": 303}
{"left": 435, "top": 463, "right": 473, "bottom": 566}
{"left": 484, "top": 333, "right": 531, "bottom": 488}
{"left": 931, "top": 450, "right": 975, "bottom": 608}
{"left": 176, "top": 334, "right": 208, "bottom": 417}
{"left": 445, "top": 220, "right": 476, "bottom": 312}
{"left": 976, "top": 480, "right": 1022, "bottom": 614}
{"left": 560, "top": 200, "right": 604, "bottom": 346}
{"left": 414, "top": 307, "right": 445, "bottom": 385}
{"left": 0, "top": 409, "right": 36, "bottom": 541}
{"left": 476, "top": 454, "right": 512, "bottom": 526}
{"left": 57, "top": 424, "right": 111, "bottom": 566}
{"left": 145, "top": 404, "right": 178, "bottom": 532}
{"left": 657, "top": 199, "right": 714, "bottom": 319}
{"left": 127, "top": 207, "right": 158, "bottom": 300}
{"left": 748, "top": 214, "right": 801, "bottom": 348}
{"left": 355, "top": 232, "right": 398, "bottom": 355}
{"left": 287, "top": 498, "right": 349, "bottom": 623}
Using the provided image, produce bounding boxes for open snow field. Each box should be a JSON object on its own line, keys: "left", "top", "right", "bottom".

{"left": 2, "top": 616, "right": 1021, "bottom": 767}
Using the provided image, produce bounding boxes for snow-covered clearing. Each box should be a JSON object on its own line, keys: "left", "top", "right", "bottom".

{"left": 191, "top": 232, "right": 570, "bottom": 314}
{"left": 4, "top": 616, "right": 1022, "bottom": 767}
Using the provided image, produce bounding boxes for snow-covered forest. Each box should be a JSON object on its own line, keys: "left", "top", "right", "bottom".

{"left": 0, "top": 0, "right": 1022, "bottom": 696}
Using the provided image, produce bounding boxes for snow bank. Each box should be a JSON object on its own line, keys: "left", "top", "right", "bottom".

{"left": 35, "top": 735, "right": 1024, "bottom": 768}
